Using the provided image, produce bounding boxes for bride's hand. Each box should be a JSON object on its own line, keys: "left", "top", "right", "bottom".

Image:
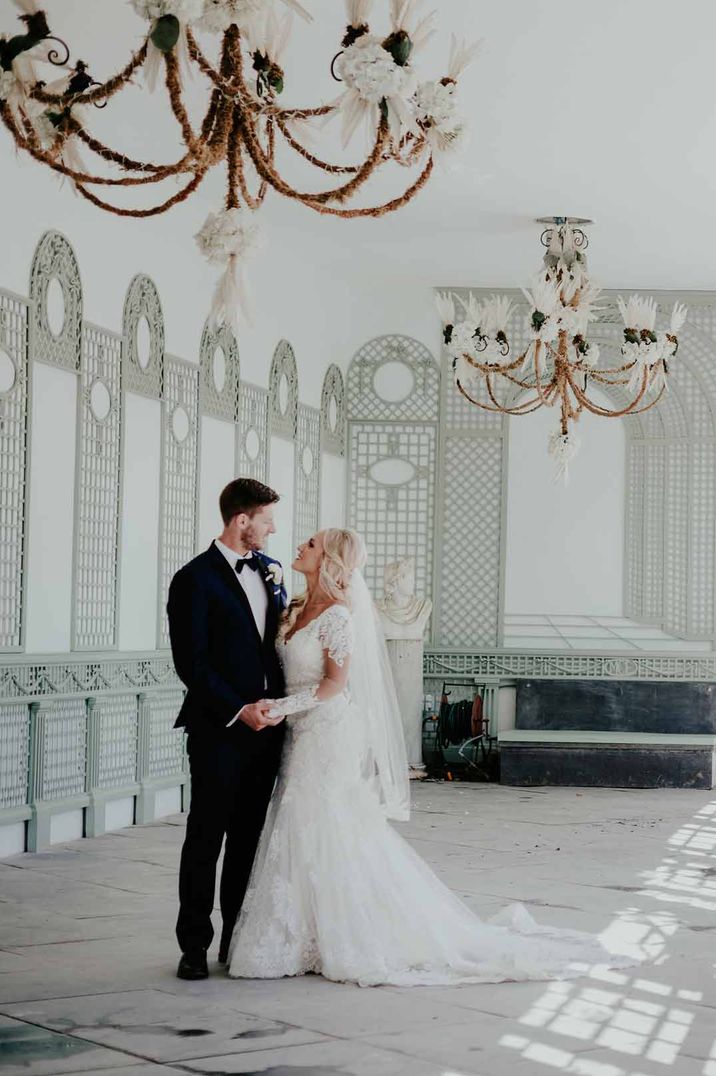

{"left": 259, "top": 699, "right": 285, "bottom": 724}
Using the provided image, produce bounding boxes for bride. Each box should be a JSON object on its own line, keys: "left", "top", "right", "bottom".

{"left": 228, "top": 528, "right": 634, "bottom": 986}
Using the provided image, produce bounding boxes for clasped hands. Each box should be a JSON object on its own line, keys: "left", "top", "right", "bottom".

{"left": 238, "top": 700, "right": 284, "bottom": 731}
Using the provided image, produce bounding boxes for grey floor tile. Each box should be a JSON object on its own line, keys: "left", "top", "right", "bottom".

{"left": 180, "top": 1037, "right": 454, "bottom": 1074}
{"left": 3, "top": 989, "right": 326, "bottom": 1063}
{"left": 0, "top": 1013, "right": 140, "bottom": 1075}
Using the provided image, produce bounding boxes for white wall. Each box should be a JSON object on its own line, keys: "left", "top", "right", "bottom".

{"left": 504, "top": 395, "right": 626, "bottom": 617}
{"left": 25, "top": 363, "right": 77, "bottom": 653}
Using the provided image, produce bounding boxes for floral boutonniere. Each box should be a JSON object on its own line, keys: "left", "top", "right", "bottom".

{"left": 263, "top": 561, "right": 284, "bottom": 592}
{"left": 259, "top": 563, "right": 284, "bottom": 598}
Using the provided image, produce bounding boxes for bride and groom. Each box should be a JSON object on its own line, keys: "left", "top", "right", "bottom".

{"left": 168, "top": 477, "right": 631, "bottom": 985}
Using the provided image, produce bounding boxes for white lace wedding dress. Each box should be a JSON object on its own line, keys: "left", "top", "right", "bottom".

{"left": 228, "top": 604, "right": 634, "bottom": 986}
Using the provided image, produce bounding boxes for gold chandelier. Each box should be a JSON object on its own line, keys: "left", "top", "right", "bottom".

{"left": 0, "top": 0, "right": 476, "bottom": 327}
{"left": 437, "top": 217, "right": 687, "bottom": 480}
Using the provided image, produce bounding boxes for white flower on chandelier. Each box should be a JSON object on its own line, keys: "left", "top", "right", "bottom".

{"left": 414, "top": 79, "right": 466, "bottom": 154}
{"left": 446, "top": 320, "right": 479, "bottom": 363}
{"left": 130, "top": 0, "right": 203, "bottom": 90}
{"left": 617, "top": 294, "right": 658, "bottom": 334}
{"left": 467, "top": 296, "right": 512, "bottom": 366}
{"left": 193, "top": 0, "right": 310, "bottom": 34}
{"left": 548, "top": 428, "right": 580, "bottom": 485}
{"left": 413, "top": 37, "right": 477, "bottom": 155}
{"left": 454, "top": 290, "right": 482, "bottom": 325}
{"left": 480, "top": 294, "right": 514, "bottom": 336}
{"left": 195, "top": 206, "right": 265, "bottom": 330}
{"left": 332, "top": 0, "right": 434, "bottom": 147}
{"left": 522, "top": 277, "right": 562, "bottom": 343}
{"left": 559, "top": 280, "right": 602, "bottom": 337}
{"left": 333, "top": 36, "right": 417, "bottom": 145}
{"left": 247, "top": 7, "right": 292, "bottom": 92}
{"left": 618, "top": 295, "right": 686, "bottom": 393}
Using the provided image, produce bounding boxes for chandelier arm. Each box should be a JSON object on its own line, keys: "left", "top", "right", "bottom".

{"left": 460, "top": 346, "right": 532, "bottom": 377}
{"left": 274, "top": 115, "right": 361, "bottom": 175}
{"left": 28, "top": 44, "right": 149, "bottom": 107}
{"left": 456, "top": 378, "right": 544, "bottom": 414}
{"left": 587, "top": 371, "right": 636, "bottom": 387}
{"left": 299, "top": 154, "right": 434, "bottom": 217}
{"left": 616, "top": 385, "right": 667, "bottom": 416}
{"left": 164, "top": 50, "right": 204, "bottom": 161}
{"left": 588, "top": 360, "right": 640, "bottom": 376}
{"left": 239, "top": 107, "right": 389, "bottom": 205}
{"left": 486, "top": 371, "right": 542, "bottom": 414}
{"left": 226, "top": 106, "right": 241, "bottom": 209}
{"left": 497, "top": 369, "right": 554, "bottom": 391}
{"left": 259, "top": 116, "right": 274, "bottom": 203}
{"left": 389, "top": 134, "right": 428, "bottom": 167}
{"left": 206, "top": 96, "right": 233, "bottom": 162}
{"left": 74, "top": 127, "right": 195, "bottom": 175}
{"left": 73, "top": 167, "right": 208, "bottom": 217}
{"left": 5, "top": 106, "right": 192, "bottom": 186}
{"left": 234, "top": 115, "right": 271, "bottom": 207}
{"left": 565, "top": 365, "right": 653, "bottom": 418}
{"left": 185, "top": 27, "right": 255, "bottom": 109}
{"left": 279, "top": 105, "right": 336, "bottom": 118}
{"left": 529, "top": 337, "right": 551, "bottom": 404}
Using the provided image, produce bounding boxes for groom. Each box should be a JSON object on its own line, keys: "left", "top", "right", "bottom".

{"left": 167, "top": 477, "right": 287, "bottom": 980}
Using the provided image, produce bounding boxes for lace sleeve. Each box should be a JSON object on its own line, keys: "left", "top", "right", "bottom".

{"left": 317, "top": 605, "right": 354, "bottom": 667}
{"left": 267, "top": 606, "right": 353, "bottom": 719}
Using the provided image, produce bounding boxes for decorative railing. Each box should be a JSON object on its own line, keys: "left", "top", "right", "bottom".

{"left": 0, "top": 651, "right": 186, "bottom": 851}
{"left": 424, "top": 648, "right": 716, "bottom": 683}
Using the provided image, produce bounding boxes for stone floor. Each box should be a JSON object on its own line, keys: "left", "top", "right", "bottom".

{"left": 2, "top": 783, "right": 716, "bottom": 1076}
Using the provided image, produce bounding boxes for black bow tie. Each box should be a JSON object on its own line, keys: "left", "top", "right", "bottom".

{"left": 235, "top": 555, "right": 259, "bottom": 574}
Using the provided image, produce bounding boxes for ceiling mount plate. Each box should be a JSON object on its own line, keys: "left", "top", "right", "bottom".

{"left": 535, "top": 216, "right": 594, "bottom": 227}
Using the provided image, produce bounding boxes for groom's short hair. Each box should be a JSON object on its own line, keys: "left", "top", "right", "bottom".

{"left": 220, "top": 478, "right": 280, "bottom": 524}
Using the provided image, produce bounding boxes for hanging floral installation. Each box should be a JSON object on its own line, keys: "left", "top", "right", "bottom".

{"left": 0, "top": 0, "right": 477, "bottom": 329}
{"left": 436, "top": 218, "right": 687, "bottom": 482}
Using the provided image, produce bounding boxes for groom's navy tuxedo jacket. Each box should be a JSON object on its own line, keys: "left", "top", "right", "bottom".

{"left": 167, "top": 543, "right": 286, "bottom": 752}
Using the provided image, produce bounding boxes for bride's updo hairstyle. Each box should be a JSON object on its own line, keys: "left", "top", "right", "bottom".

{"left": 318, "top": 528, "right": 366, "bottom": 606}
{"left": 288, "top": 528, "right": 366, "bottom": 623}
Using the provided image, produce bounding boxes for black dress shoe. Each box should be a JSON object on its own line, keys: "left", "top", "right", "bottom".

{"left": 177, "top": 950, "right": 209, "bottom": 980}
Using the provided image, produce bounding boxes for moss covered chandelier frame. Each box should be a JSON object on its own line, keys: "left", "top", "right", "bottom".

{"left": 437, "top": 217, "right": 688, "bottom": 480}
{"left": 0, "top": 0, "right": 475, "bottom": 326}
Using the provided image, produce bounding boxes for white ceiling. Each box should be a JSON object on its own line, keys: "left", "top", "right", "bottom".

{"left": 10, "top": 1, "right": 716, "bottom": 290}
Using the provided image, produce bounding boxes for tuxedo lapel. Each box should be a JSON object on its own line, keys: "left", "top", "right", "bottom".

{"left": 255, "top": 555, "right": 281, "bottom": 643}
{"left": 207, "top": 543, "right": 264, "bottom": 648}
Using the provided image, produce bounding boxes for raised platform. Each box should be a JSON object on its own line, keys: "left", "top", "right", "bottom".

{"left": 499, "top": 729, "right": 716, "bottom": 788}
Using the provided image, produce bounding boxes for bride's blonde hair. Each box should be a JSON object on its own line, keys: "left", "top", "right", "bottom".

{"left": 319, "top": 528, "right": 366, "bottom": 604}
{"left": 291, "top": 528, "right": 366, "bottom": 616}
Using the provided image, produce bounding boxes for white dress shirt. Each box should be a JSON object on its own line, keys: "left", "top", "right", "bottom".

{"left": 214, "top": 539, "right": 269, "bottom": 726}
{"left": 214, "top": 538, "right": 268, "bottom": 640}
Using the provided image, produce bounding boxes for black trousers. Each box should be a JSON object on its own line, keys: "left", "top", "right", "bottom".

{"left": 176, "top": 729, "right": 281, "bottom": 956}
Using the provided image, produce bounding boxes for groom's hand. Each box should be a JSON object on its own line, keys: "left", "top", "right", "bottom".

{"left": 237, "top": 701, "right": 276, "bottom": 731}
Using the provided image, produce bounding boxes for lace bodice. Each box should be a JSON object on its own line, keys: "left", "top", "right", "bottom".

{"left": 277, "top": 604, "right": 353, "bottom": 694}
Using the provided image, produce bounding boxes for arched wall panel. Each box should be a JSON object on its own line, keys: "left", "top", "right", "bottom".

{"left": 0, "top": 231, "right": 347, "bottom": 853}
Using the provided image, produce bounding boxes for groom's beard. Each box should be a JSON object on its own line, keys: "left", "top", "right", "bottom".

{"left": 241, "top": 526, "right": 265, "bottom": 553}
